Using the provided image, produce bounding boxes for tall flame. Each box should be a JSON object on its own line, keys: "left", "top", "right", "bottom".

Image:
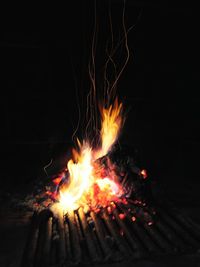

{"left": 59, "top": 143, "right": 93, "bottom": 211}
{"left": 59, "top": 99, "right": 123, "bottom": 211}
{"left": 97, "top": 98, "right": 123, "bottom": 159}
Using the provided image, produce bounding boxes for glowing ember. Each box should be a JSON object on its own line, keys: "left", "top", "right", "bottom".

{"left": 119, "top": 213, "right": 126, "bottom": 220}
{"left": 131, "top": 216, "right": 136, "bottom": 222}
{"left": 141, "top": 169, "right": 148, "bottom": 179}
{"left": 53, "top": 177, "right": 63, "bottom": 185}
{"left": 58, "top": 100, "right": 124, "bottom": 212}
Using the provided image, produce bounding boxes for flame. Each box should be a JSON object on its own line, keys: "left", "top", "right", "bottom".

{"left": 59, "top": 143, "right": 93, "bottom": 211}
{"left": 96, "top": 177, "right": 121, "bottom": 196}
{"left": 58, "top": 99, "right": 124, "bottom": 212}
{"left": 96, "top": 98, "right": 123, "bottom": 159}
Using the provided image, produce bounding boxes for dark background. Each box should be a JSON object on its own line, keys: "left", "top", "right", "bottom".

{"left": 1, "top": 0, "right": 200, "bottom": 207}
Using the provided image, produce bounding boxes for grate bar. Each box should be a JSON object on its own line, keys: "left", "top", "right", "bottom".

{"left": 159, "top": 209, "right": 200, "bottom": 249}
{"left": 67, "top": 210, "right": 81, "bottom": 264}
{"left": 78, "top": 208, "right": 100, "bottom": 262}
{"left": 21, "top": 211, "right": 40, "bottom": 267}
{"left": 165, "top": 206, "right": 200, "bottom": 242}
{"left": 155, "top": 216, "right": 187, "bottom": 252}
{"left": 102, "top": 209, "right": 131, "bottom": 257}
{"left": 90, "top": 211, "right": 113, "bottom": 260}
{"left": 64, "top": 220, "right": 72, "bottom": 261}
{"left": 42, "top": 216, "right": 52, "bottom": 266}
{"left": 119, "top": 203, "right": 159, "bottom": 253}
{"left": 21, "top": 204, "right": 200, "bottom": 267}
{"left": 112, "top": 207, "right": 142, "bottom": 256}
{"left": 57, "top": 212, "right": 66, "bottom": 264}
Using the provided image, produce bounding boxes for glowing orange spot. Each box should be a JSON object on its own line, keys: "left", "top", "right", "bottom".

{"left": 119, "top": 213, "right": 125, "bottom": 220}
{"left": 53, "top": 177, "right": 62, "bottom": 185}
{"left": 141, "top": 169, "right": 147, "bottom": 179}
{"left": 111, "top": 202, "right": 116, "bottom": 209}
{"left": 95, "top": 208, "right": 100, "bottom": 213}
{"left": 107, "top": 206, "right": 112, "bottom": 214}
{"left": 131, "top": 216, "right": 136, "bottom": 222}
{"left": 122, "top": 198, "right": 128, "bottom": 205}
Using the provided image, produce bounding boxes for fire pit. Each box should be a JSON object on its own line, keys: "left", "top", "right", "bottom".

{"left": 19, "top": 100, "right": 200, "bottom": 267}
{"left": 20, "top": 142, "right": 200, "bottom": 267}
{"left": 10, "top": 5, "right": 200, "bottom": 265}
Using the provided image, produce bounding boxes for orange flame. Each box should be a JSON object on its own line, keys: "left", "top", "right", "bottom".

{"left": 59, "top": 143, "right": 93, "bottom": 211}
{"left": 96, "top": 98, "right": 123, "bottom": 159}
{"left": 58, "top": 99, "right": 124, "bottom": 212}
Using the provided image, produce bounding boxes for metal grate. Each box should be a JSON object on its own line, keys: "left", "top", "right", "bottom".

{"left": 21, "top": 203, "right": 200, "bottom": 267}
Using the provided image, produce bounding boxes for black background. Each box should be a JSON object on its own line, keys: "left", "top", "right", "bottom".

{"left": 1, "top": 0, "right": 200, "bottom": 207}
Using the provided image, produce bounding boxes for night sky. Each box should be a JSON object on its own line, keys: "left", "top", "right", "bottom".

{"left": 1, "top": 1, "right": 200, "bottom": 206}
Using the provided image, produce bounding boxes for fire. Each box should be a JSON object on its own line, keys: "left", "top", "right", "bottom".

{"left": 58, "top": 99, "right": 124, "bottom": 212}
{"left": 59, "top": 143, "right": 93, "bottom": 211}
{"left": 96, "top": 98, "right": 123, "bottom": 159}
{"left": 96, "top": 177, "right": 121, "bottom": 195}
